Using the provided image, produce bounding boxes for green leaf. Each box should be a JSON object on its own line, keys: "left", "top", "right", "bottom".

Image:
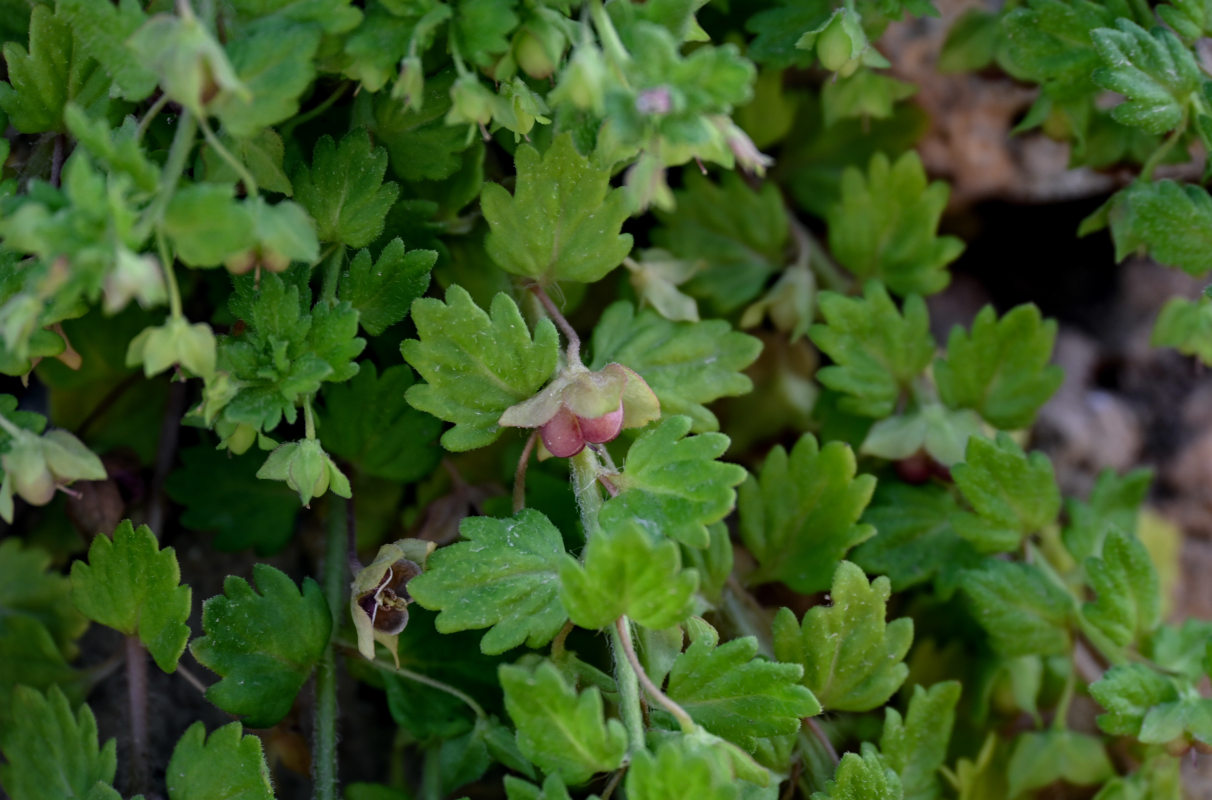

{"left": 851, "top": 483, "right": 982, "bottom": 594}
{"left": 1145, "top": 619, "right": 1212, "bottom": 680}
{"left": 211, "top": 24, "right": 320, "bottom": 138}
{"left": 599, "top": 416, "right": 746, "bottom": 549}
{"left": 934, "top": 304, "right": 1063, "bottom": 430}
{"left": 589, "top": 302, "right": 762, "bottom": 432}
{"left": 341, "top": 238, "right": 435, "bottom": 336}
{"left": 739, "top": 433, "right": 876, "bottom": 594}
{"left": 773, "top": 562, "right": 913, "bottom": 712}
{"left": 69, "top": 520, "right": 191, "bottom": 673}
{"left": 812, "top": 745, "right": 903, "bottom": 800}
{"left": 191, "top": 563, "right": 332, "bottom": 728}
{"left": 1090, "top": 663, "right": 1177, "bottom": 737}
{"left": 0, "top": 5, "right": 106, "bottom": 134}
{"left": 165, "top": 445, "right": 300, "bottom": 556}
{"left": 482, "top": 134, "right": 632, "bottom": 284}
{"left": 58, "top": 0, "right": 156, "bottom": 102}
{"left": 0, "top": 538, "right": 87, "bottom": 659}
{"left": 809, "top": 283, "right": 935, "bottom": 418}
{"left": 651, "top": 172, "right": 789, "bottom": 315}
{"left": 1063, "top": 468, "right": 1151, "bottom": 561}
{"left": 0, "top": 686, "right": 116, "bottom": 800}
{"left": 951, "top": 434, "right": 1061, "bottom": 552}
{"left": 353, "top": 71, "right": 472, "bottom": 184}
{"left": 959, "top": 560, "right": 1072, "bottom": 657}
{"left": 1006, "top": 731, "right": 1114, "bottom": 797}
{"left": 1158, "top": 0, "right": 1212, "bottom": 41}
{"left": 880, "top": 682, "right": 961, "bottom": 800}
{"left": 625, "top": 738, "right": 741, "bottom": 800}
{"left": 1082, "top": 528, "right": 1161, "bottom": 648}
{"left": 825, "top": 152, "right": 962, "bottom": 297}
{"left": 162, "top": 183, "right": 257, "bottom": 268}
{"left": 166, "top": 722, "right": 273, "bottom": 800}
{"left": 821, "top": 70, "right": 917, "bottom": 128}
{"left": 746, "top": 0, "right": 833, "bottom": 68}
{"left": 938, "top": 9, "right": 1001, "bottom": 72}
{"left": 666, "top": 633, "right": 820, "bottom": 751}
{"left": 505, "top": 774, "right": 573, "bottom": 800}
{"left": 63, "top": 105, "right": 159, "bottom": 194}
{"left": 499, "top": 660, "right": 627, "bottom": 785}
{"left": 0, "top": 616, "right": 81, "bottom": 728}
{"left": 1152, "top": 295, "right": 1212, "bottom": 363}
{"left": 294, "top": 130, "right": 400, "bottom": 248}
{"left": 1106, "top": 181, "right": 1212, "bottom": 276}
{"left": 402, "top": 286, "right": 560, "bottom": 451}
{"left": 409, "top": 509, "right": 570, "bottom": 654}
{"left": 318, "top": 362, "right": 441, "bottom": 483}
{"left": 1091, "top": 20, "right": 1201, "bottom": 134}
{"left": 859, "top": 403, "right": 985, "bottom": 467}
{"left": 559, "top": 519, "right": 698, "bottom": 630}
{"left": 999, "top": 0, "right": 1123, "bottom": 103}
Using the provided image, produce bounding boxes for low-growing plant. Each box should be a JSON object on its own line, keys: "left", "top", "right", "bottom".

{"left": 0, "top": 0, "right": 1208, "bottom": 799}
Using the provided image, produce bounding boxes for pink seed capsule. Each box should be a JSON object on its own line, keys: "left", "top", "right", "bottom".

{"left": 541, "top": 406, "right": 587, "bottom": 458}
{"left": 579, "top": 401, "right": 625, "bottom": 444}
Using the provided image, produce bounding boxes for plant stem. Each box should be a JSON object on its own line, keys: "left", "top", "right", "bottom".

{"left": 805, "top": 718, "right": 839, "bottom": 765}
{"left": 125, "top": 635, "right": 150, "bottom": 797}
{"left": 314, "top": 497, "right": 346, "bottom": 800}
{"left": 335, "top": 638, "right": 489, "bottom": 718}
{"left": 530, "top": 284, "right": 582, "bottom": 365}
{"left": 589, "top": 0, "right": 631, "bottom": 84}
{"left": 281, "top": 83, "right": 350, "bottom": 137}
{"left": 570, "top": 448, "right": 604, "bottom": 538}
{"left": 609, "top": 618, "right": 646, "bottom": 753}
{"left": 198, "top": 114, "right": 258, "bottom": 196}
{"left": 156, "top": 232, "right": 184, "bottom": 319}
{"left": 1140, "top": 117, "right": 1187, "bottom": 182}
{"left": 614, "top": 616, "right": 696, "bottom": 733}
{"left": 140, "top": 109, "right": 197, "bottom": 239}
{"left": 136, "top": 94, "right": 169, "bottom": 141}
{"left": 1052, "top": 660, "right": 1077, "bottom": 731}
{"left": 304, "top": 395, "right": 317, "bottom": 440}
{"left": 319, "top": 247, "right": 345, "bottom": 306}
{"left": 513, "top": 430, "right": 538, "bottom": 513}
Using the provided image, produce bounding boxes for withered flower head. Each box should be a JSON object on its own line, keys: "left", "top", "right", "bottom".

{"left": 350, "top": 539, "right": 434, "bottom": 667}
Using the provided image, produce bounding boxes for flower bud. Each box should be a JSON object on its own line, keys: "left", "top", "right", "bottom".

{"left": 125, "top": 317, "right": 217, "bottom": 380}
{"left": 550, "top": 45, "right": 608, "bottom": 115}
{"left": 391, "top": 55, "right": 425, "bottom": 112}
{"left": 446, "top": 74, "right": 495, "bottom": 127}
{"left": 127, "top": 13, "right": 249, "bottom": 116}
{"left": 2, "top": 436, "right": 54, "bottom": 506}
{"left": 515, "top": 30, "right": 557, "bottom": 79}
{"left": 104, "top": 248, "right": 166, "bottom": 315}
{"left": 257, "top": 439, "right": 351, "bottom": 506}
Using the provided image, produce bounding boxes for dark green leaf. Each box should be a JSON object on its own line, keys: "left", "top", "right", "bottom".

{"left": 0, "top": 686, "right": 115, "bottom": 800}
{"left": 1006, "top": 731, "right": 1113, "bottom": 797}
{"left": 1091, "top": 20, "right": 1201, "bottom": 134}
{"left": 1082, "top": 528, "right": 1161, "bottom": 648}
{"left": 58, "top": 0, "right": 155, "bottom": 102}
{"left": 960, "top": 560, "right": 1072, "bottom": 657}
{"left": 812, "top": 745, "right": 903, "bottom": 800}
{"left": 212, "top": 24, "right": 320, "bottom": 138}
{"left": 166, "top": 722, "right": 273, "bottom": 800}
{"left": 191, "top": 564, "right": 332, "bottom": 728}
{"left": 951, "top": 434, "right": 1061, "bottom": 552}
{"left": 341, "top": 239, "right": 435, "bottom": 336}
{"left": 880, "top": 682, "right": 961, "bottom": 800}
{"left": 1108, "top": 180, "right": 1212, "bottom": 277}
{"left": 294, "top": 130, "right": 400, "bottom": 248}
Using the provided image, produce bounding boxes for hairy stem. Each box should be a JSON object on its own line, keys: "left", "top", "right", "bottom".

{"left": 140, "top": 109, "right": 197, "bottom": 239}
{"left": 314, "top": 497, "right": 346, "bottom": 800}
{"left": 615, "top": 616, "right": 695, "bottom": 733}
{"left": 319, "top": 247, "right": 345, "bottom": 306}
{"left": 198, "top": 115, "right": 258, "bottom": 196}
{"left": 570, "top": 448, "right": 605, "bottom": 538}
{"left": 609, "top": 618, "right": 647, "bottom": 753}
{"left": 530, "top": 283, "right": 582, "bottom": 365}
{"left": 513, "top": 430, "right": 538, "bottom": 513}
{"left": 125, "top": 636, "right": 150, "bottom": 796}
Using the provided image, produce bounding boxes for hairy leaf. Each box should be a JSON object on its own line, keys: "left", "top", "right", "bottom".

{"left": 70, "top": 520, "right": 191, "bottom": 672}
{"left": 409, "top": 509, "right": 569, "bottom": 654}
{"left": 294, "top": 130, "right": 400, "bottom": 248}
{"left": 1091, "top": 20, "right": 1201, "bottom": 134}
{"left": 773, "top": 562, "right": 913, "bottom": 712}
{"left": 1107, "top": 180, "right": 1212, "bottom": 277}
{"left": 402, "top": 286, "right": 559, "bottom": 451}
{"left": 934, "top": 304, "right": 1063, "bottom": 430}
{"left": 191, "top": 564, "right": 332, "bottom": 728}
{"left": 666, "top": 633, "right": 821, "bottom": 750}
{"left": 1082, "top": 528, "right": 1161, "bottom": 648}
{"left": 499, "top": 660, "right": 627, "bottom": 785}
{"left": 0, "top": 686, "right": 116, "bottom": 800}
{"left": 589, "top": 302, "right": 762, "bottom": 432}
{"left": 810, "top": 283, "right": 934, "bottom": 418}
{"left": 341, "top": 238, "right": 435, "bottom": 336}
{"left": 599, "top": 415, "right": 746, "bottom": 549}
{"left": 951, "top": 434, "right": 1061, "bottom": 552}
{"left": 826, "top": 152, "right": 962, "bottom": 297}
{"left": 166, "top": 722, "right": 273, "bottom": 800}
{"left": 739, "top": 433, "right": 876, "bottom": 593}
{"left": 482, "top": 134, "right": 632, "bottom": 284}
{"left": 960, "top": 560, "right": 1072, "bottom": 657}
{"left": 880, "top": 682, "right": 962, "bottom": 800}
{"left": 559, "top": 519, "right": 698, "bottom": 631}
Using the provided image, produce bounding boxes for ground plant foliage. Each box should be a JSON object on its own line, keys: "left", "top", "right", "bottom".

{"left": 0, "top": 0, "right": 1210, "bottom": 798}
